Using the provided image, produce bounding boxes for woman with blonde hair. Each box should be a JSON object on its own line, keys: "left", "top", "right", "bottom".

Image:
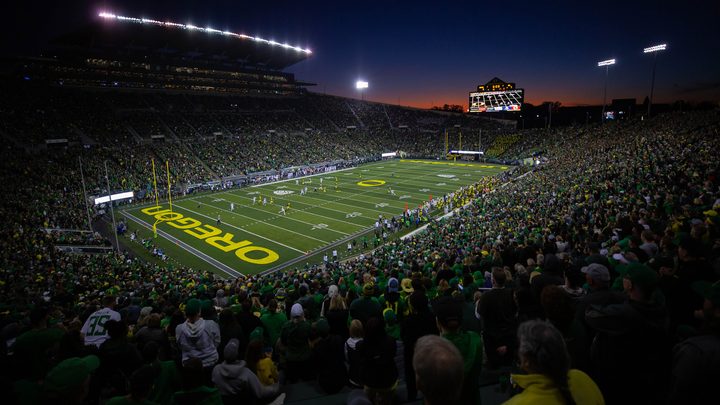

{"left": 326, "top": 293, "right": 349, "bottom": 339}
{"left": 345, "top": 319, "right": 364, "bottom": 388}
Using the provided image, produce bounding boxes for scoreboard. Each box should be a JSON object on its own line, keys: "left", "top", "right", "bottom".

{"left": 469, "top": 78, "right": 524, "bottom": 113}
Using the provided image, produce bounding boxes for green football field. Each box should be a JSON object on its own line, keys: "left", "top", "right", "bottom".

{"left": 121, "top": 159, "right": 510, "bottom": 278}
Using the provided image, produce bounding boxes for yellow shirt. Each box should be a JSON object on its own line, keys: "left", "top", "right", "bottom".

{"left": 256, "top": 357, "right": 279, "bottom": 386}
{"left": 503, "top": 370, "right": 604, "bottom": 405}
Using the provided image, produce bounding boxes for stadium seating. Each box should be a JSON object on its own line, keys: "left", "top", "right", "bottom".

{"left": 0, "top": 81, "right": 718, "bottom": 405}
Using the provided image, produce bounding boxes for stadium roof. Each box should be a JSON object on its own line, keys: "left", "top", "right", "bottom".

{"left": 50, "top": 12, "right": 313, "bottom": 71}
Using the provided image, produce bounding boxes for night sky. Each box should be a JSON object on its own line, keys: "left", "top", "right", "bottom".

{"left": 3, "top": 0, "right": 719, "bottom": 108}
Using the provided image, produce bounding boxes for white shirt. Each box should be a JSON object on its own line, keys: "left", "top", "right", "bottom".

{"left": 81, "top": 307, "right": 121, "bottom": 347}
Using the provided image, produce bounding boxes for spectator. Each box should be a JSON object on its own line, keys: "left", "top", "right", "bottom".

{"left": 320, "top": 284, "right": 339, "bottom": 318}
{"left": 141, "top": 341, "right": 182, "bottom": 405}
{"left": 97, "top": 320, "right": 143, "bottom": 398}
{"left": 379, "top": 278, "right": 405, "bottom": 321}
{"left": 237, "top": 300, "right": 264, "bottom": 347}
{"left": 81, "top": 295, "right": 121, "bottom": 348}
{"left": 134, "top": 313, "right": 169, "bottom": 358}
{"left": 574, "top": 263, "right": 624, "bottom": 344}
{"left": 477, "top": 267, "right": 517, "bottom": 368}
{"left": 105, "top": 365, "right": 157, "bottom": 405}
{"left": 531, "top": 254, "right": 565, "bottom": 301}
{"left": 345, "top": 319, "right": 365, "bottom": 388}
{"left": 173, "top": 358, "right": 223, "bottom": 405}
{"left": 413, "top": 335, "right": 465, "bottom": 405}
{"left": 585, "top": 263, "right": 671, "bottom": 404}
{"left": 503, "top": 320, "right": 603, "bottom": 404}
{"left": 245, "top": 339, "right": 279, "bottom": 386}
{"left": 212, "top": 339, "right": 282, "bottom": 404}
{"left": 12, "top": 305, "right": 65, "bottom": 381}
{"left": 668, "top": 281, "right": 720, "bottom": 405}
{"left": 357, "top": 317, "right": 398, "bottom": 405}
{"left": 326, "top": 294, "right": 350, "bottom": 339}
{"left": 400, "top": 291, "right": 438, "bottom": 401}
{"left": 312, "top": 318, "right": 348, "bottom": 394}
{"left": 350, "top": 283, "right": 382, "bottom": 325}
{"left": 280, "top": 303, "right": 312, "bottom": 382}
{"left": 213, "top": 289, "right": 228, "bottom": 308}
{"left": 217, "top": 308, "right": 245, "bottom": 362}
{"left": 42, "top": 355, "right": 100, "bottom": 405}
{"left": 540, "top": 286, "right": 588, "bottom": 369}
{"left": 434, "top": 296, "right": 483, "bottom": 405}
{"left": 175, "top": 299, "right": 221, "bottom": 372}
{"left": 260, "top": 299, "right": 287, "bottom": 349}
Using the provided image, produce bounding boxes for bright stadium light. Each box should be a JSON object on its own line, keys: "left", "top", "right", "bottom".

{"left": 356, "top": 80, "right": 368, "bottom": 101}
{"left": 644, "top": 44, "right": 667, "bottom": 53}
{"left": 597, "top": 58, "right": 616, "bottom": 123}
{"left": 644, "top": 43, "right": 667, "bottom": 118}
{"left": 97, "top": 11, "right": 313, "bottom": 54}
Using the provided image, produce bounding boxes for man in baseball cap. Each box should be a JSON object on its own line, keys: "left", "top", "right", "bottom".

{"left": 575, "top": 263, "right": 623, "bottom": 346}
{"left": 584, "top": 262, "right": 669, "bottom": 404}
{"left": 581, "top": 263, "right": 610, "bottom": 284}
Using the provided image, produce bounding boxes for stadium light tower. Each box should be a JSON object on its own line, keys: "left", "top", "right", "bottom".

{"left": 597, "top": 58, "right": 616, "bottom": 123}
{"left": 356, "top": 80, "right": 368, "bottom": 101}
{"left": 644, "top": 43, "right": 667, "bottom": 118}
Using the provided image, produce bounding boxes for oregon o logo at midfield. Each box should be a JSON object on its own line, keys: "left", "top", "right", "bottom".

{"left": 357, "top": 179, "right": 386, "bottom": 187}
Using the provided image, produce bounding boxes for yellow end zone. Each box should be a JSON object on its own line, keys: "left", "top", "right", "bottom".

{"left": 399, "top": 159, "right": 508, "bottom": 170}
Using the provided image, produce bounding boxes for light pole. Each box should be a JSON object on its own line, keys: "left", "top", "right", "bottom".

{"left": 643, "top": 43, "right": 666, "bottom": 118}
{"left": 104, "top": 161, "right": 120, "bottom": 253}
{"left": 356, "top": 80, "right": 368, "bottom": 101}
{"left": 597, "top": 58, "right": 616, "bottom": 123}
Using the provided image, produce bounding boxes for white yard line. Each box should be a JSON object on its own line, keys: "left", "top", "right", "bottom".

{"left": 210, "top": 193, "right": 369, "bottom": 230}
{"left": 189, "top": 198, "right": 351, "bottom": 239}
{"left": 122, "top": 211, "right": 244, "bottom": 279}
{"left": 171, "top": 203, "right": 308, "bottom": 253}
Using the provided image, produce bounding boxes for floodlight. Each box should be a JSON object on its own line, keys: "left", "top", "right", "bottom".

{"left": 644, "top": 44, "right": 667, "bottom": 53}
{"left": 96, "top": 11, "right": 313, "bottom": 54}
{"left": 597, "top": 59, "right": 616, "bottom": 67}
{"left": 644, "top": 43, "right": 668, "bottom": 117}
{"left": 356, "top": 81, "right": 369, "bottom": 89}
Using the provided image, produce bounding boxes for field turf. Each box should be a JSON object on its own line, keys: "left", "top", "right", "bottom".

{"left": 121, "top": 159, "right": 510, "bottom": 278}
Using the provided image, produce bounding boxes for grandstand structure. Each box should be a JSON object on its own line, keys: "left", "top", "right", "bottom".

{"left": 0, "top": 11, "right": 719, "bottom": 405}
{"left": 17, "top": 11, "right": 313, "bottom": 95}
{"left": 0, "top": 12, "right": 513, "bottom": 200}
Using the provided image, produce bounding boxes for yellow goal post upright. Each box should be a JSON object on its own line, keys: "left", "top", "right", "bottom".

{"left": 444, "top": 128, "right": 463, "bottom": 161}
{"left": 151, "top": 159, "right": 173, "bottom": 238}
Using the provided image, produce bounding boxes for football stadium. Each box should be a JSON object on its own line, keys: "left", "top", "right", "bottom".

{"left": 1, "top": 3, "right": 719, "bottom": 405}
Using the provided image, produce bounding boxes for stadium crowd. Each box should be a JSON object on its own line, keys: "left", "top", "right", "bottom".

{"left": 1, "top": 100, "right": 719, "bottom": 405}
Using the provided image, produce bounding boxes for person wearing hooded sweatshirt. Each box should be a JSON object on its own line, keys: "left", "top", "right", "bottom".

{"left": 213, "top": 289, "right": 228, "bottom": 308}
{"left": 175, "top": 299, "right": 221, "bottom": 372}
{"left": 400, "top": 291, "right": 438, "bottom": 401}
{"left": 585, "top": 263, "right": 670, "bottom": 405}
{"left": 280, "top": 303, "right": 312, "bottom": 382}
{"left": 211, "top": 339, "right": 282, "bottom": 404}
{"left": 379, "top": 277, "right": 405, "bottom": 323}
{"left": 434, "top": 296, "right": 483, "bottom": 405}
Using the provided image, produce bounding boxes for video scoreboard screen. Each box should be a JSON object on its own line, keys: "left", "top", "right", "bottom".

{"left": 469, "top": 89, "right": 524, "bottom": 112}
{"left": 468, "top": 78, "right": 524, "bottom": 112}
